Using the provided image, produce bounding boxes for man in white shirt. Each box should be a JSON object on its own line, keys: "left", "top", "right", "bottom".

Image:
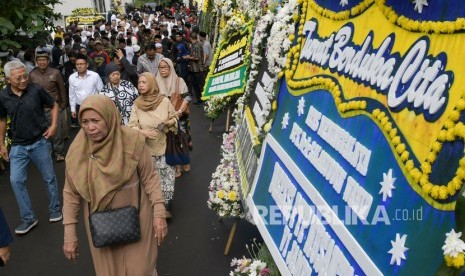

{"left": 118, "top": 38, "right": 135, "bottom": 65}
{"left": 69, "top": 54, "right": 104, "bottom": 121}
{"left": 131, "top": 19, "right": 139, "bottom": 36}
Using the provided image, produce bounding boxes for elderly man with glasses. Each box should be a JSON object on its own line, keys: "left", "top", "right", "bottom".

{"left": 0, "top": 60, "right": 62, "bottom": 235}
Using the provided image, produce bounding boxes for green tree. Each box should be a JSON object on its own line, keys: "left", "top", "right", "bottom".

{"left": 0, "top": 0, "right": 62, "bottom": 51}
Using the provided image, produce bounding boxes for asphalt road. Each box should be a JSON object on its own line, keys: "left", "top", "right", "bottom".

{"left": 0, "top": 104, "right": 260, "bottom": 276}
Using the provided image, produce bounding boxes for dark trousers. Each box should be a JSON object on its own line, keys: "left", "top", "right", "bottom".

{"left": 45, "top": 109, "right": 64, "bottom": 155}
{"left": 189, "top": 71, "right": 206, "bottom": 103}
{"left": 71, "top": 104, "right": 80, "bottom": 126}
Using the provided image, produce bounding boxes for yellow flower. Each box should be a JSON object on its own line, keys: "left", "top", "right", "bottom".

{"left": 432, "top": 142, "right": 442, "bottom": 153}
{"left": 450, "top": 110, "right": 460, "bottom": 121}
{"left": 438, "top": 130, "right": 447, "bottom": 141}
{"left": 457, "top": 99, "right": 465, "bottom": 111}
{"left": 445, "top": 253, "right": 465, "bottom": 268}
{"left": 384, "top": 122, "right": 392, "bottom": 132}
{"left": 228, "top": 191, "right": 237, "bottom": 201}
{"left": 264, "top": 120, "right": 273, "bottom": 132}
{"left": 391, "top": 136, "right": 401, "bottom": 146}
{"left": 360, "top": 101, "right": 367, "bottom": 110}
{"left": 396, "top": 143, "right": 406, "bottom": 155}
{"left": 422, "top": 183, "right": 433, "bottom": 194}
{"left": 447, "top": 182, "right": 457, "bottom": 195}
{"left": 400, "top": 151, "right": 409, "bottom": 162}
{"left": 419, "top": 174, "right": 428, "bottom": 186}
{"left": 421, "top": 162, "right": 431, "bottom": 174}
{"left": 272, "top": 101, "right": 277, "bottom": 111}
{"left": 389, "top": 128, "right": 397, "bottom": 139}
{"left": 431, "top": 185, "right": 440, "bottom": 198}
{"left": 410, "top": 168, "right": 421, "bottom": 183}
{"left": 453, "top": 177, "right": 462, "bottom": 190}
{"left": 217, "top": 190, "right": 225, "bottom": 199}
{"left": 377, "top": 111, "right": 386, "bottom": 121}
{"left": 426, "top": 152, "right": 436, "bottom": 163}
{"left": 405, "top": 160, "right": 414, "bottom": 171}
{"left": 438, "top": 186, "right": 448, "bottom": 199}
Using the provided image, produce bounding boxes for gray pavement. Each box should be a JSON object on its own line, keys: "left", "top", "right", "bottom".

{"left": 0, "top": 104, "right": 260, "bottom": 276}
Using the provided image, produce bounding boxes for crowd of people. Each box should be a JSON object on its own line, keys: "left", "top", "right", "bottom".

{"left": 0, "top": 2, "right": 214, "bottom": 275}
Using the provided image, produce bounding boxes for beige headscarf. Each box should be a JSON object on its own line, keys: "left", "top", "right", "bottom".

{"left": 134, "top": 72, "right": 165, "bottom": 111}
{"left": 155, "top": 58, "right": 189, "bottom": 97}
{"left": 66, "top": 95, "right": 146, "bottom": 212}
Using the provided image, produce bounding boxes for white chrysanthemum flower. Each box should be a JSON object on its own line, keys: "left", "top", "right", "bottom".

{"left": 443, "top": 229, "right": 465, "bottom": 258}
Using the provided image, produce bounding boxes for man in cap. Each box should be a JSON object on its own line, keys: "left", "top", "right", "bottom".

{"left": 89, "top": 39, "right": 110, "bottom": 80}
{"left": 29, "top": 50, "right": 67, "bottom": 161}
{"left": 155, "top": 42, "right": 163, "bottom": 55}
{"left": 132, "top": 44, "right": 141, "bottom": 65}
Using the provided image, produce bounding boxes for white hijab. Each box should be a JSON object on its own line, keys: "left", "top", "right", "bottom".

{"left": 155, "top": 57, "right": 188, "bottom": 97}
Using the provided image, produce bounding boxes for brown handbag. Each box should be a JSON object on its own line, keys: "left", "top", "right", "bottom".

{"left": 169, "top": 77, "right": 190, "bottom": 116}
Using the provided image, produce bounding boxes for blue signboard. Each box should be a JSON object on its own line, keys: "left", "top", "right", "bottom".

{"left": 247, "top": 80, "right": 455, "bottom": 275}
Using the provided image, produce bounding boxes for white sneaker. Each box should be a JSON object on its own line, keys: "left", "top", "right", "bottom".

{"left": 49, "top": 213, "right": 62, "bottom": 222}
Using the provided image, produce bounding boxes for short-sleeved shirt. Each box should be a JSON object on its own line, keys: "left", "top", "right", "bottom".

{"left": 203, "top": 41, "right": 213, "bottom": 67}
{"left": 189, "top": 41, "right": 205, "bottom": 72}
{"left": 0, "top": 83, "right": 55, "bottom": 145}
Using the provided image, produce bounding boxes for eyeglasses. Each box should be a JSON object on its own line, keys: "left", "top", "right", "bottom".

{"left": 158, "top": 66, "right": 169, "bottom": 70}
{"left": 9, "top": 74, "right": 29, "bottom": 82}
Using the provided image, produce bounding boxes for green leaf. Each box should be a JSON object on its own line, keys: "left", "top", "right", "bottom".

{"left": 5, "top": 40, "right": 20, "bottom": 48}
{"left": 0, "top": 17, "right": 15, "bottom": 31}
{"left": 15, "top": 9, "right": 23, "bottom": 20}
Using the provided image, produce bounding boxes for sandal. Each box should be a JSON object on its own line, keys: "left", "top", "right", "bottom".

{"left": 183, "top": 164, "right": 190, "bottom": 172}
{"left": 175, "top": 169, "right": 182, "bottom": 178}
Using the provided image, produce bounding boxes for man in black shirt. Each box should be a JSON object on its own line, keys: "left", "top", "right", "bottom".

{"left": 0, "top": 60, "right": 62, "bottom": 235}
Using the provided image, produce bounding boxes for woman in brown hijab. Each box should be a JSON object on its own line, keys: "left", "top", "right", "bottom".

{"left": 128, "top": 72, "right": 178, "bottom": 218}
{"left": 62, "top": 95, "right": 168, "bottom": 276}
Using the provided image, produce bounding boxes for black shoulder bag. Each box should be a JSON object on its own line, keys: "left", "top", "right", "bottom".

{"left": 88, "top": 182, "right": 141, "bottom": 248}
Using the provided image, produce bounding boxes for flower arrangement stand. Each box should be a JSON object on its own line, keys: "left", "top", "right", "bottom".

{"left": 224, "top": 218, "right": 239, "bottom": 255}
{"left": 209, "top": 119, "right": 214, "bottom": 132}
{"left": 225, "top": 107, "right": 231, "bottom": 132}
{"left": 208, "top": 107, "right": 232, "bottom": 133}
